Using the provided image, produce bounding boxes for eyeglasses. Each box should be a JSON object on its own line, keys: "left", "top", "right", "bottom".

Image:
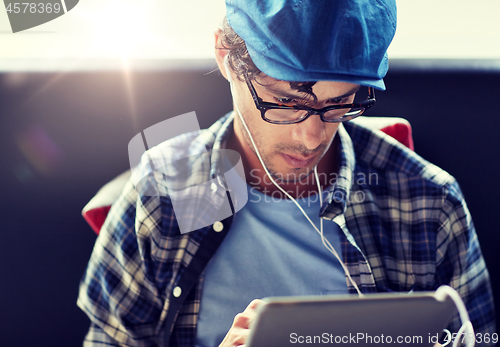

{"left": 243, "top": 72, "right": 376, "bottom": 125}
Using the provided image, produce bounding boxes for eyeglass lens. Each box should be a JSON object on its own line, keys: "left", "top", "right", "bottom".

{"left": 264, "top": 107, "right": 365, "bottom": 123}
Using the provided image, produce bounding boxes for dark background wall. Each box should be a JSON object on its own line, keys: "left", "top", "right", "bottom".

{"left": 0, "top": 61, "right": 498, "bottom": 345}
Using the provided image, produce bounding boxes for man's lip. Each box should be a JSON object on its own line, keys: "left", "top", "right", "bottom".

{"left": 286, "top": 153, "right": 316, "bottom": 161}
{"left": 281, "top": 153, "right": 318, "bottom": 168}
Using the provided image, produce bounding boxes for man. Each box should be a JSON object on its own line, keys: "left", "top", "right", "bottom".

{"left": 78, "top": 0, "right": 496, "bottom": 346}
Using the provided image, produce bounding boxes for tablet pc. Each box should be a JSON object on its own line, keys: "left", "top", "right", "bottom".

{"left": 246, "top": 291, "right": 456, "bottom": 347}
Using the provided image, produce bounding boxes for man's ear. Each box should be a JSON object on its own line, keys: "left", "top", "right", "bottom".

{"left": 214, "top": 28, "right": 230, "bottom": 81}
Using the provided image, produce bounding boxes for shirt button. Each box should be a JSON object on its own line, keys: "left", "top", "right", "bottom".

{"left": 213, "top": 221, "right": 224, "bottom": 232}
{"left": 173, "top": 286, "right": 182, "bottom": 298}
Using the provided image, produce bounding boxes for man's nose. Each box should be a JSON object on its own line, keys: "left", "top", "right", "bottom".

{"left": 290, "top": 113, "right": 327, "bottom": 150}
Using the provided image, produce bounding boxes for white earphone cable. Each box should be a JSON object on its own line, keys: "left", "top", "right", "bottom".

{"left": 435, "top": 285, "right": 475, "bottom": 347}
{"left": 225, "top": 56, "right": 362, "bottom": 295}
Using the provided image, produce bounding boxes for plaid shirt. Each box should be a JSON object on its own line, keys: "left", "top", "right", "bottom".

{"left": 78, "top": 113, "right": 496, "bottom": 346}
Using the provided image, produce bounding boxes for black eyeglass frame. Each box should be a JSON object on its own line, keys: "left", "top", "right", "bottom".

{"left": 243, "top": 72, "right": 376, "bottom": 124}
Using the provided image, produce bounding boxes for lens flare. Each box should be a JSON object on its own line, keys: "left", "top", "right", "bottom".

{"left": 16, "top": 124, "right": 64, "bottom": 175}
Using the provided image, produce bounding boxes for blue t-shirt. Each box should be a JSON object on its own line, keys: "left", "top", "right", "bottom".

{"left": 195, "top": 185, "right": 348, "bottom": 347}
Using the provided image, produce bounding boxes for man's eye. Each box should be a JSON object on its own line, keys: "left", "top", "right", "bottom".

{"left": 330, "top": 97, "right": 348, "bottom": 104}
{"left": 275, "top": 97, "right": 295, "bottom": 104}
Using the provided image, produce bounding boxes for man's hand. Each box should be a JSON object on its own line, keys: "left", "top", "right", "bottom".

{"left": 219, "top": 299, "right": 262, "bottom": 347}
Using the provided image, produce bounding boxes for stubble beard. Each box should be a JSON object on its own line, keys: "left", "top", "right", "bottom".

{"left": 241, "top": 126, "right": 325, "bottom": 185}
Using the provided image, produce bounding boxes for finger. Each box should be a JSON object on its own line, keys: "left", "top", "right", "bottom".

{"left": 232, "top": 300, "right": 263, "bottom": 331}
{"left": 233, "top": 312, "right": 252, "bottom": 329}
{"left": 225, "top": 326, "right": 250, "bottom": 346}
{"left": 245, "top": 299, "right": 263, "bottom": 311}
{"left": 233, "top": 328, "right": 249, "bottom": 345}
{"left": 244, "top": 299, "right": 263, "bottom": 327}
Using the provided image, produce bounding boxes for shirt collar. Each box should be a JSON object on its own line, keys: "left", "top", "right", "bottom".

{"left": 209, "top": 112, "right": 237, "bottom": 180}
{"left": 319, "top": 123, "right": 356, "bottom": 219}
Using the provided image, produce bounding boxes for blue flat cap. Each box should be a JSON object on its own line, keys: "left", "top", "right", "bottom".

{"left": 226, "top": 0, "right": 397, "bottom": 90}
